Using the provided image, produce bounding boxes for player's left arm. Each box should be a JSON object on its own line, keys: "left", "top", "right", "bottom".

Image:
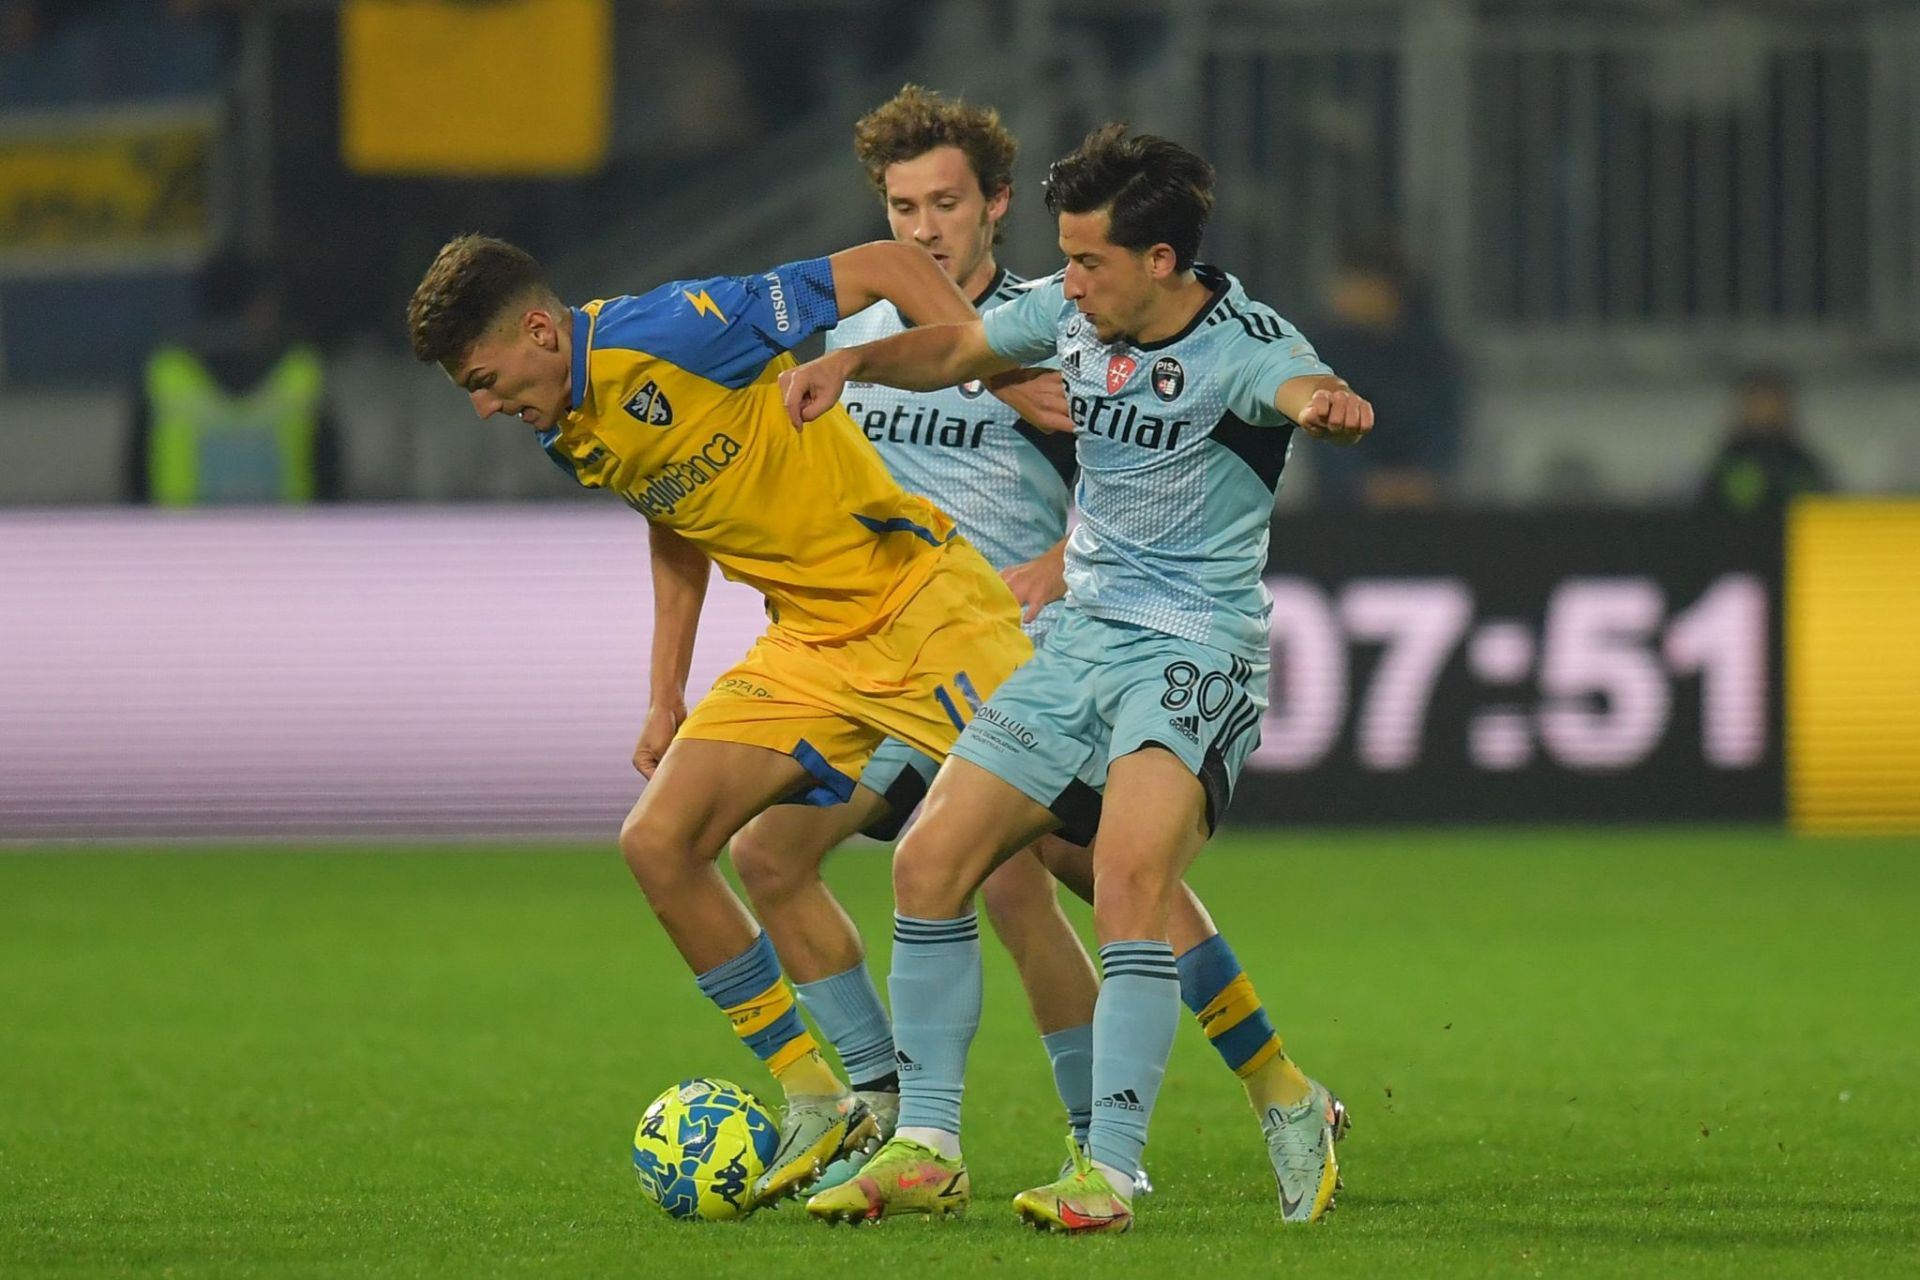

{"left": 1277, "top": 374, "right": 1374, "bottom": 447}
{"left": 826, "top": 241, "right": 980, "bottom": 328}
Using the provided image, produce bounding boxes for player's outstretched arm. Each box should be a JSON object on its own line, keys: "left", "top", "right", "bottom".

{"left": 780, "top": 320, "right": 1017, "bottom": 427}
{"left": 1280, "top": 374, "right": 1375, "bottom": 447}
{"left": 827, "top": 240, "right": 980, "bottom": 328}
{"left": 634, "top": 524, "right": 712, "bottom": 779}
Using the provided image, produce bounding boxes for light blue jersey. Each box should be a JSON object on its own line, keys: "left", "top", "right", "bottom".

{"left": 982, "top": 265, "right": 1331, "bottom": 661}
{"left": 830, "top": 268, "right": 1077, "bottom": 642}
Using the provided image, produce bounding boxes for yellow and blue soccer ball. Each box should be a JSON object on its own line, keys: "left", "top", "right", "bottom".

{"left": 631, "top": 1078, "right": 778, "bottom": 1221}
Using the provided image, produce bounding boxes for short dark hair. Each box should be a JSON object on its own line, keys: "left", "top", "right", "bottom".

{"left": 406, "top": 234, "right": 559, "bottom": 365}
{"left": 1043, "top": 124, "right": 1215, "bottom": 271}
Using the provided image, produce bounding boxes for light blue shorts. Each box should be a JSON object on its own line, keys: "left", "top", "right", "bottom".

{"left": 948, "top": 609, "right": 1269, "bottom": 844}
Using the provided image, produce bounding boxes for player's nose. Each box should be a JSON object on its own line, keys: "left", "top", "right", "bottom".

{"left": 470, "top": 389, "right": 501, "bottom": 418}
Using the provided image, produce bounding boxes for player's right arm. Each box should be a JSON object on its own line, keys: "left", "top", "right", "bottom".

{"left": 782, "top": 319, "right": 1016, "bottom": 426}
{"left": 783, "top": 272, "right": 1066, "bottom": 427}
{"left": 633, "top": 523, "right": 711, "bottom": 778}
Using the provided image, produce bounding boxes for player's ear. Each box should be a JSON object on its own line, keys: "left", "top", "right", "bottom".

{"left": 1145, "top": 243, "right": 1179, "bottom": 281}
{"left": 524, "top": 307, "right": 558, "bottom": 351}
{"left": 984, "top": 182, "right": 1012, "bottom": 224}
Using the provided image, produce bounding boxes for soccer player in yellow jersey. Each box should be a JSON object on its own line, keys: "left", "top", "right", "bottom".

{"left": 406, "top": 234, "right": 1047, "bottom": 1207}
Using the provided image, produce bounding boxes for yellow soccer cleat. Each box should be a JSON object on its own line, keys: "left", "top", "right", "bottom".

{"left": 805, "top": 1135, "right": 970, "bottom": 1224}
{"left": 1012, "top": 1137, "right": 1135, "bottom": 1234}
{"left": 750, "top": 1092, "right": 877, "bottom": 1208}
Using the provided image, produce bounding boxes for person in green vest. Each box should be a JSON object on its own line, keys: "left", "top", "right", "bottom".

{"left": 126, "top": 256, "right": 342, "bottom": 505}
{"left": 1696, "top": 366, "right": 1832, "bottom": 515}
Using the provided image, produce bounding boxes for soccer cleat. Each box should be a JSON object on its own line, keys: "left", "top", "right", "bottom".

{"left": 810, "top": 1089, "right": 900, "bottom": 1192}
{"left": 1014, "top": 1136, "right": 1135, "bottom": 1234}
{"left": 1058, "top": 1136, "right": 1153, "bottom": 1196}
{"left": 750, "top": 1092, "right": 877, "bottom": 1207}
{"left": 1263, "top": 1080, "right": 1347, "bottom": 1224}
{"left": 804, "top": 1135, "right": 970, "bottom": 1224}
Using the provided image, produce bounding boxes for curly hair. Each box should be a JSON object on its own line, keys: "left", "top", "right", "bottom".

{"left": 1044, "top": 124, "right": 1215, "bottom": 272}
{"left": 406, "top": 234, "right": 560, "bottom": 366}
{"left": 853, "top": 85, "right": 1018, "bottom": 240}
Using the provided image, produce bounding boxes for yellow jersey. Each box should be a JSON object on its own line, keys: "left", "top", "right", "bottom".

{"left": 540, "top": 258, "right": 959, "bottom": 642}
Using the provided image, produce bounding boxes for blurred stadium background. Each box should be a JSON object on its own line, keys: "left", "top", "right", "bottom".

{"left": 1, "top": 0, "right": 1914, "bottom": 838}
{"left": 5, "top": 4, "right": 1920, "bottom": 1275}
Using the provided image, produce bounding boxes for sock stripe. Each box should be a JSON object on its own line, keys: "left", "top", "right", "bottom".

{"left": 697, "top": 934, "right": 819, "bottom": 1071}
{"left": 1210, "top": 1011, "right": 1281, "bottom": 1074}
{"left": 694, "top": 931, "right": 783, "bottom": 1008}
{"left": 1101, "top": 964, "right": 1179, "bottom": 981}
{"left": 894, "top": 913, "right": 979, "bottom": 944}
{"left": 1176, "top": 934, "right": 1284, "bottom": 1076}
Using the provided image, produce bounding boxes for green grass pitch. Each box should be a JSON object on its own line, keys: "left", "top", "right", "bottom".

{"left": 3, "top": 830, "right": 1916, "bottom": 1277}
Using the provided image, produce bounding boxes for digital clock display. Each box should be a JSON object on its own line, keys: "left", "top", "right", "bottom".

{"left": 1233, "top": 513, "right": 1783, "bottom": 824}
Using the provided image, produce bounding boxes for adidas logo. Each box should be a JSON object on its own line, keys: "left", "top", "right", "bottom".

{"left": 894, "top": 1048, "right": 920, "bottom": 1072}
{"left": 1095, "top": 1088, "right": 1145, "bottom": 1113}
{"left": 1064, "top": 350, "right": 1082, "bottom": 374}
{"left": 1170, "top": 713, "right": 1200, "bottom": 743}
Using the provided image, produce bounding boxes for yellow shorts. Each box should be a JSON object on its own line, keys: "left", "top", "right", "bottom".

{"left": 676, "top": 538, "right": 1032, "bottom": 804}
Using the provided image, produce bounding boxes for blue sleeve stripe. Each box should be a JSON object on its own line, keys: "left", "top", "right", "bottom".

{"left": 780, "top": 257, "right": 839, "bottom": 336}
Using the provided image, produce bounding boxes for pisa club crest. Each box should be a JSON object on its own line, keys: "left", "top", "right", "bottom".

{"left": 1151, "top": 357, "right": 1185, "bottom": 402}
{"left": 1106, "top": 355, "right": 1138, "bottom": 394}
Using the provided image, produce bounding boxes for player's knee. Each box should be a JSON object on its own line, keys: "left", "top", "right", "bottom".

{"left": 1091, "top": 851, "right": 1177, "bottom": 937}
{"left": 617, "top": 811, "right": 701, "bottom": 897}
{"left": 729, "top": 830, "right": 809, "bottom": 908}
{"left": 891, "top": 827, "right": 973, "bottom": 917}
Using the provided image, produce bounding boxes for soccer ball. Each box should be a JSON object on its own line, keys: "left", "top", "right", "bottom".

{"left": 631, "top": 1077, "right": 779, "bottom": 1221}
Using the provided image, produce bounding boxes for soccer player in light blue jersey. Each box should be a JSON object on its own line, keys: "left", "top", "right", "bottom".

{"left": 731, "top": 90, "right": 1346, "bottom": 1208}
{"left": 788, "top": 125, "right": 1373, "bottom": 1233}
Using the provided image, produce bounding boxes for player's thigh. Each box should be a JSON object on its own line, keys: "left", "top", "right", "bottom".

{"left": 620, "top": 738, "right": 811, "bottom": 869}
{"left": 676, "top": 635, "right": 896, "bottom": 811}
{"left": 893, "top": 756, "right": 1062, "bottom": 913}
{"left": 1093, "top": 746, "right": 1211, "bottom": 893}
{"left": 1034, "top": 832, "right": 1096, "bottom": 906}
{"left": 979, "top": 843, "right": 1065, "bottom": 936}
{"left": 730, "top": 783, "right": 893, "bottom": 897}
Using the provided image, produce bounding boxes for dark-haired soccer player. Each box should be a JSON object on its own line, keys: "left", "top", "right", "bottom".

{"left": 789, "top": 126, "right": 1372, "bottom": 1232}
{"left": 405, "top": 235, "right": 1056, "bottom": 1208}
{"left": 734, "top": 86, "right": 1346, "bottom": 1206}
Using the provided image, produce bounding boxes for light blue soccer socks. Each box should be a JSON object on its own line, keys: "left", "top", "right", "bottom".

{"left": 1088, "top": 940, "right": 1180, "bottom": 1184}
{"left": 1041, "top": 1022, "right": 1095, "bottom": 1145}
{"left": 887, "top": 912, "right": 982, "bottom": 1137}
{"left": 794, "top": 960, "right": 897, "bottom": 1090}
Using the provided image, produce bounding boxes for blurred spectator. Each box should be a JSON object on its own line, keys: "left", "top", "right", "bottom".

{"left": 1695, "top": 366, "right": 1831, "bottom": 514}
{"left": 126, "top": 256, "right": 343, "bottom": 505}
{"left": 1307, "top": 235, "right": 1466, "bottom": 509}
